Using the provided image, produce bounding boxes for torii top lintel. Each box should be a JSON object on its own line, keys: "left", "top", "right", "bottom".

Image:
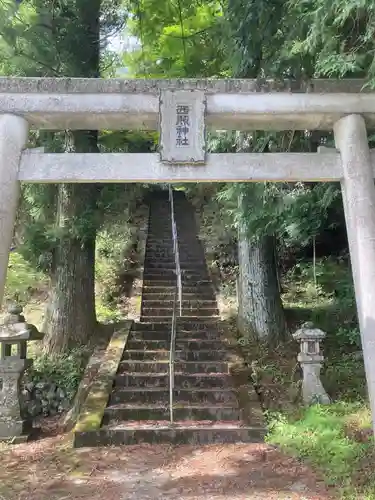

{"left": 0, "top": 77, "right": 373, "bottom": 131}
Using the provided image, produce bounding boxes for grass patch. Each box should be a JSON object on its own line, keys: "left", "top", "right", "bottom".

{"left": 95, "top": 223, "right": 137, "bottom": 322}
{"left": 95, "top": 301, "right": 126, "bottom": 323}
{"left": 267, "top": 403, "right": 375, "bottom": 498}
{"left": 4, "top": 251, "right": 48, "bottom": 306}
{"left": 282, "top": 256, "right": 357, "bottom": 337}
{"left": 29, "top": 347, "right": 89, "bottom": 400}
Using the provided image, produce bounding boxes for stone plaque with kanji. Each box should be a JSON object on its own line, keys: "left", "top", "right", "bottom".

{"left": 159, "top": 90, "right": 206, "bottom": 163}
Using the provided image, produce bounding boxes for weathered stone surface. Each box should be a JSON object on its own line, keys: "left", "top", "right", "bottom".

{"left": 64, "top": 343, "right": 109, "bottom": 431}
{"left": 78, "top": 191, "right": 266, "bottom": 448}
{"left": 73, "top": 322, "right": 132, "bottom": 435}
{"left": 293, "top": 323, "right": 330, "bottom": 405}
{"left": 0, "top": 116, "right": 28, "bottom": 305}
{"left": 160, "top": 90, "right": 206, "bottom": 163}
{"left": 74, "top": 425, "right": 266, "bottom": 447}
{"left": 0, "top": 77, "right": 369, "bottom": 94}
{"left": 335, "top": 113, "right": 375, "bottom": 438}
{"left": 0, "top": 418, "right": 30, "bottom": 440}
{"left": 0, "top": 77, "right": 373, "bottom": 130}
{"left": 0, "top": 306, "right": 42, "bottom": 440}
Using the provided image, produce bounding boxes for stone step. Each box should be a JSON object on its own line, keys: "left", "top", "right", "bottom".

{"left": 141, "top": 308, "right": 219, "bottom": 317}
{"left": 132, "top": 322, "right": 169, "bottom": 331}
{"left": 145, "top": 252, "right": 205, "bottom": 263}
{"left": 145, "top": 248, "right": 204, "bottom": 255}
{"left": 142, "top": 284, "right": 215, "bottom": 293}
{"left": 141, "top": 294, "right": 216, "bottom": 302}
{"left": 146, "top": 238, "right": 204, "bottom": 245}
{"left": 142, "top": 280, "right": 213, "bottom": 287}
{"left": 175, "top": 361, "right": 229, "bottom": 373}
{"left": 144, "top": 262, "right": 207, "bottom": 269}
{"left": 146, "top": 234, "right": 200, "bottom": 240}
{"left": 121, "top": 350, "right": 169, "bottom": 361}
{"left": 118, "top": 360, "right": 229, "bottom": 374}
{"left": 143, "top": 264, "right": 206, "bottom": 270}
{"left": 110, "top": 388, "right": 238, "bottom": 405}
{"left": 129, "top": 331, "right": 222, "bottom": 341}
{"left": 128, "top": 331, "right": 171, "bottom": 341}
{"left": 143, "top": 266, "right": 208, "bottom": 274}
{"left": 145, "top": 252, "right": 205, "bottom": 259}
{"left": 131, "top": 322, "right": 220, "bottom": 334}
{"left": 140, "top": 315, "right": 220, "bottom": 323}
{"left": 121, "top": 350, "right": 232, "bottom": 362}
{"left": 142, "top": 273, "right": 210, "bottom": 281}
{"left": 142, "top": 299, "right": 217, "bottom": 307}
{"left": 74, "top": 423, "right": 265, "bottom": 447}
{"left": 103, "top": 403, "right": 242, "bottom": 422}
{"left": 145, "top": 248, "right": 203, "bottom": 254}
{"left": 143, "top": 269, "right": 208, "bottom": 276}
{"left": 118, "top": 360, "right": 169, "bottom": 373}
{"left": 115, "top": 373, "right": 233, "bottom": 389}
{"left": 110, "top": 387, "right": 168, "bottom": 405}
{"left": 126, "top": 339, "right": 228, "bottom": 350}
{"left": 141, "top": 292, "right": 216, "bottom": 301}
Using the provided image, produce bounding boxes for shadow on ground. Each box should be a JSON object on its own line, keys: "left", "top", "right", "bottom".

{"left": 0, "top": 419, "right": 332, "bottom": 500}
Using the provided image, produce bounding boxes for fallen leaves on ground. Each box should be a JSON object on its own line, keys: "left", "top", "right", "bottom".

{"left": 0, "top": 418, "right": 333, "bottom": 500}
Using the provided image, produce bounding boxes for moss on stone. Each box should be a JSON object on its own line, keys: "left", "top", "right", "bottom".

{"left": 73, "top": 322, "right": 132, "bottom": 434}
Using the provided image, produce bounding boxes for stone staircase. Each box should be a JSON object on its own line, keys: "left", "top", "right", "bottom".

{"left": 82, "top": 191, "right": 265, "bottom": 445}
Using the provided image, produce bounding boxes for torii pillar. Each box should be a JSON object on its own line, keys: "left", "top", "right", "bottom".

{"left": 0, "top": 115, "right": 29, "bottom": 305}
{"left": 334, "top": 114, "right": 375, "bottom": 436}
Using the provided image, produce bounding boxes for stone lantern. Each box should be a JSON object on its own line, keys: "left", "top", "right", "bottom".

{"left": 293, "top": 322, "right": 330, "bottom": 405}
{"left": 0, "top": 305, "right": 43, "bottom": 441}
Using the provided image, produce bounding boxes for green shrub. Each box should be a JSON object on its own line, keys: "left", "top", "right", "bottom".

{"left": 282, "top": 257, "right": 355, "bottom": 313}
{"left": 4, "top": 252, "right": 47, "bottom": 306}
{"left": 335, "top": 327, "right": 361, "bottom": 349}
{"left": 267, "top": 403, "right": 375, "bottom": 497}
{"left": 29, "top": 347, "right": 88, "bottom": 399}
{"left": 323, "top": 354, "right": 366, "bottom": 401}
{"left": 95, "top": 223, "right": 136, "bottom": 311}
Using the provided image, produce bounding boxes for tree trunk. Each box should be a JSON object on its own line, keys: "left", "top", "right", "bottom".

{"left": 43, "top": 192, "right": 97, "bottom": 353}
{"left": 43, "top": 131, "right": 100, "bottom": 353}
{"left": 237, "top": 222, "right": 286, "bottom": 342}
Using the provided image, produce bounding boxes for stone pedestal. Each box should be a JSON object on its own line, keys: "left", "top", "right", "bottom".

{"left": 293, "top": 323, "right": 330, "bottom": 405}
{"left": 0, "top": 305, "right": 43, "bottom": 441}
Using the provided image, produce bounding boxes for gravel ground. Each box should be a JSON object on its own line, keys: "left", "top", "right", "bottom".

{"left": 0, "top": 420, "right": 333, "bottom": 500}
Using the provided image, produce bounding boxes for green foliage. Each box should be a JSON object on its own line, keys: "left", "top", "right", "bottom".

{"left": 95, "top": 223, "right": 134, "bottom": 305}
{"left": 286, "top": 0, "right": 375, "bottom": 82}
{"left": 324, "top": 353, "right": 366, "bottom": 401}
{"left": 226, "top": 0, "right": 288, "bottom": 78}
{"left": 335, "top": 327, "right": 361, "bottom": 349}
{"left": 267, "top": 403, "right": 375, "bottom": 496}
{"left": 124, "top": 0, "right": 228, "bottom": 77}
{"left": 30, "top": 347, "right": 88, "bottom": 400}
{"left": 282, "top": 256, "right": 365, "bottom": 400}
{"left": 4, "top": 252, "right": 47, "bottom": 306}
{"left": 283, "top": 257, "right": 355, "bottom": 308}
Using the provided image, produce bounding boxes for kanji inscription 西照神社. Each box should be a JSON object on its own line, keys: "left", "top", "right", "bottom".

{"left": 175, "top": 105, "right": 190, "bottom": 147}
{"left": 160, "top": 90, "right": 206, "bottom": 163}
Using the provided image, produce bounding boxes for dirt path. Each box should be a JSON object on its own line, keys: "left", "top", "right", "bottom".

{"left": 0, "top": 427, "right": 334, "bottom": 500}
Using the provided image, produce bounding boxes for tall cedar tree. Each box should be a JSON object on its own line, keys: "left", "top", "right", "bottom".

{"left": 0, "top": 0, "right": 122, "bottom": 352}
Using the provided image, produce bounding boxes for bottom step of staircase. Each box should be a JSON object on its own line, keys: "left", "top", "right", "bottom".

{"left": 74, "top": 421, "right": 266, "bottom": 447}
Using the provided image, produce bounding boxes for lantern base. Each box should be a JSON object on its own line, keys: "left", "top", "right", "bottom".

{"left": 0, "top": 418, "right": 32, "bottom": 442}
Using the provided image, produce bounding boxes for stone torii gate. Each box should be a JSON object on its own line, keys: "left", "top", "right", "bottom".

{"left": 1, "top": 77, "right": 375, "bottom": 433}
